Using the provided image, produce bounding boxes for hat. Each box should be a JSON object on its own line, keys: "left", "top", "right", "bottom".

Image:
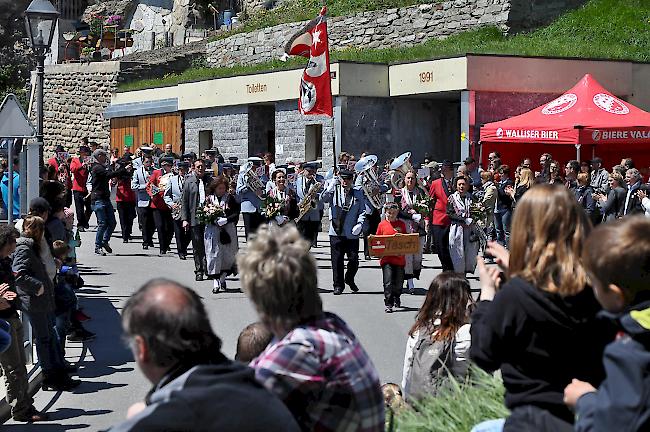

{"left": 383, "top": 202, "right": 399, "bottom": 210}
{"left": 303, "top": 161, "right": 319, "bottom": 171}
{"left": 248, "top": 156, "right": 263, "bottom": 164}
{"left": 92, "top": 149, "right": 108, "bottom": 159}
{"left": 205, "top": 148, "right": 216, "bottom": 154}
{"left": 591, "top": 157, "right": 603, "bottom": 164}
{"left": 29, "top": 197, "right": 51, "bottom": 213}
{"left": 55, "top": 145, "right": 65, "bottom": 153}
{"left": 177, "top": 161, "right": 190, "bottom": 169}
{"left": 441, "top": 160, "right": 454, "bottom": 168}
{"left": 160, "top": 157, "right": 174, "bottom": 166}
{"left": 79, "top": 145, "right": 90, "bottom": 154}
{"left": 339, "top": 169, "right": 355, "bottom": 180}
{"left": 182, "top": 152, "right": 196, "bottom": 160}
{"left": 140, "top": 146, "right": 154, "bottom": 154}
{"left": 221, "top": 163, "right": 233, "bottom": 170}
{"left": 463, "top": 156, "right": 476, "bottom": 165}
{"left": 228, "top": 156, "right": 239, "bottom": 163}
{"left": 425, "top": 161, "right": 439, "bottom": 169}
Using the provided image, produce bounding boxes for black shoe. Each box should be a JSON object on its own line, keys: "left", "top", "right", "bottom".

{"left": 394, "top": 298, "right": 401, "bottom": 308}
{"left": 179, "top": 254, "right": 186, "bottom": 260}
{"left": 333, "top": 287, "right": 343, "bottom": 295}
{"left": 147, "top": 242, "right": 155, "bottom": 247}
{"left": 142, "top": 244, "right": 149, "bottom": 250}
{"left": 364, "top": 254, "right": 371, "bottom": 260}
{"left": 42, "top": 376, "right": 81, "bottom": 392}
{"left": 345, "top": 278, "right": 359, "bottom": 292}
{"left": 77, "top": 227, "right": 85, "bottom": 233}
{"left": 159, "top": 249, "right": 167, "bottom": 255}
{"left": 12, "top": 408, "right": 49, "bottom": 422}
{"left": 63, "top": 361, "right": 78, "bottom": 372}
{"left": 385, "top": 305, "right": 393, "bottom": 313}
{"left": 123, "top": 238, "right": 129, "bottom": 243}
{"left": 102, "top": 242, "right": 112, "bottom": 254}
{"left": 195, "top": 273, "right": 204, "bottom": 281}
{"left": 67, "top": 328, "right": 96, "bottom": 342}
{"left": 94, "top": 247, "right": 106, "bottom": 256}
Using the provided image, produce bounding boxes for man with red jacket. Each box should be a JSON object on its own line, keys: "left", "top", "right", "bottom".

{"left": 428, "top": 159, "right": 455, "bottom": 271}
{"left": 148, "top": 158, "right": 174, "bottom": 255}
{"left": 69, "top": 145, "right": 92, "bottom": 230}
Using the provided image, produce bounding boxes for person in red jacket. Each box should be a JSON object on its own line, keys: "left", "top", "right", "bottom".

{"left": 428, "top": 160, "right": 455, "bottom": 271}
{"left": 47, "top": 145, "right": 73, "bottom": 207}
{"left": 376, "top": 202, "right": 407, "bottom": 313}
{"left": 148, "top": 158, "right": 174, "bottom": 255}
{"left": 69, "top": 145, "right": 92, "bottom": 230}
{"left": 114, "top": 157, "right": 136, "bottom": 243}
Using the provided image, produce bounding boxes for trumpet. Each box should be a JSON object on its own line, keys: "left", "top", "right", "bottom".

{"left": 243, "top": 162, "right": 266, "bottom": 199}
{"left": 355, "top": 155, "right": 385, "bottom": 210}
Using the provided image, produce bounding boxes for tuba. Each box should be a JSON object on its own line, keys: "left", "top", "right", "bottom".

{"left": 243, "top": 162, "right": 266, "bottom": 199}
{"left": 354, "top": 155, "right": 385, "bottom": 210}
{"left": 388, "top": 152, "right": 414, "bottom": 190}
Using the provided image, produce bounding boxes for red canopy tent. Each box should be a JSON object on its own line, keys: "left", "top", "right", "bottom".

{"left": 479, "top": 74, "right": 650, "bottom": 173}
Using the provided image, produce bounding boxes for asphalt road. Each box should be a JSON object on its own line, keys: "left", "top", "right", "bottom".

{"left": 2, "top": 221, "right": 478, "bottom": 431}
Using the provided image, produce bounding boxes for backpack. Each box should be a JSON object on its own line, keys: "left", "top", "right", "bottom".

{"left": 405, "top": 329, "right": 468, "bottom": 402}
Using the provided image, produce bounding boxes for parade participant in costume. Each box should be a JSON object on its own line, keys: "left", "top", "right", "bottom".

{"left": 236, "top": 157, "right": 267, "bottom": 239}
{"left": 131, "top": 156, "right": 155, "bottom": 250}
{"left": 204, "top": 148, "right": 220, "bottom": 174}
{"left": 399, "top": 170, "right": 427, "bottom": 292}
{"left": 164, "top": 161, "right": 191, "bottom": 260}
{"left": 148, "top": 158, "right": 175, "bottom": 255}
{"left": 376, "top": 202, "right": 407, "bottom": 313}
{"left": 446, "top": 176, "right": 479, "bottom": 275}
{"left": 429, "top": 160, "right": 455, "bottom": 271}
{"left": 114, "top": 157, "right": 136, "bottom": 243}
{"left": 69, "top": 145, "right": 92, "bottom": 231}
{"left": 321, "top": 169, "right": 371, "bottom": 295}
{"left": 181, "top": 160, "right": 211, "bottom": 281}
{"left": 266, "top": 169, "right": 298, "bottom": 226}
{"left": 295, "top": 162, "right": 324, "bottom": 246}
{"left": 203, "top": 176, "right": 240, "bottom": 294}
{"left": 47, "top": 145, "right": 72, "bottom": 207}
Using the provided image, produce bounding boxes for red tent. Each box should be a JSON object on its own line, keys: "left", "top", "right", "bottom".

{"left": 479, "top": 74, "right": 650, "bottom": 173}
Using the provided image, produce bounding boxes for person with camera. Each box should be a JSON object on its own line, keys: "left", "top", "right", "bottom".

{"left": 320, "top": 169, "right": 370, "bottom": 295}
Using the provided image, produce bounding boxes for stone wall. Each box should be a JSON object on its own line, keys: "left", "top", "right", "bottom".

{"left": 184, "top": 106, "right": 249, "bottom": 158}
{"left": 275, "top": 100, "right": 334, "bottom": 168}
{"left": 206, "top": 0, "right": 510, "bottom": 68}
{"left": 41, "top": 61, "right": 121, "bottom": 155}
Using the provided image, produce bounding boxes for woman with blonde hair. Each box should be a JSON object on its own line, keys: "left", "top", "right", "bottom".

{"left": 470, "top": 185, "right": 616, "bottom": 432}
{"left": 506, "top": 167, "right": 534, "bottom": 205}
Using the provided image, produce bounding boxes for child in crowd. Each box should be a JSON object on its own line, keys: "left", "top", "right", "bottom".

{"left": 564, "top": 217, "right": 650, "bottom": 431}
{"left": 402, "top": 272, "right": 472, "bottom": 402}
{"left": 235, "top": 321, "right": 273, "bottom": 363}
{"left": 382, "top": 383, "right": 405, "bottom": 432}
{"left": 376, "top": 202, "right": 407, "bottom": 313}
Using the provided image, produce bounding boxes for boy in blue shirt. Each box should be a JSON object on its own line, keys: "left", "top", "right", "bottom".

{"left": 564, "top": 216, "right": 650, "bottom": 431}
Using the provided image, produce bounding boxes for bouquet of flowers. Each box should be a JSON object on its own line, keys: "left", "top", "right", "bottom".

{"left": 197, "top": 201, "right": 225, "bottom": 225}
{"left": 261, "top": 195, "right": 285, "bottom": 218}
{"left": 104, "top": 15, "right": 123, "bottom": 27}
{"left": 411, "top": 194, "right": 433, "bottom": 216}
{"left": 469, "top": 202, "right": 486, "bottom": 228}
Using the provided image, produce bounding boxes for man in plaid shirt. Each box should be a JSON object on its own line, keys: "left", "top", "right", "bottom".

{"left": 240, "top": 225, "right": 384, "bottom": 431}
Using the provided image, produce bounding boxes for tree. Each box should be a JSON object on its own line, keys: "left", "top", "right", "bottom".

{"left": 0, "top": 0, "right": 33, "bottom": 109}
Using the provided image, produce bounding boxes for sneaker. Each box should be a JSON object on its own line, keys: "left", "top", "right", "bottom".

{"left": 385, "top": 306, "right": 393, "bottom": 313}
{"left": 94, "top": 247, "right": 106, "bottom": 256}
{"left": 122, "top": 238, "right": 129, "bottom": 243}
{"left": 102, "top": 242, "right": 112, "bottom": 254}
{"left": 333, "top": 287, "right": 343, "bottom": 295}
{"left": 67, "top": 328, "right": 96, "bottom": 342}
{"left": 142, "top": 244, "right": 149, "bottom": 250}
{"left": 195, "top": 273, "right": 204, "bottom": 281}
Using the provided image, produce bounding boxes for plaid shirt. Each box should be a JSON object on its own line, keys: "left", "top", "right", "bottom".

{"left": 251, "top": 312, "right": 384, "bottom": 432}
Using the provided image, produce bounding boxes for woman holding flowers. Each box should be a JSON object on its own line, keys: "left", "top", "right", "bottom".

{"left": 263, "top": 169, "right": 297, "bottom": 227}
{"left": 399, "top": 171, "right": 429, "bottom": 292}
{"left": 446, "top": 176, "right": 480, "bottom": 274}
{"left": 202, "top": 176, "right": 240, "bottom": 294}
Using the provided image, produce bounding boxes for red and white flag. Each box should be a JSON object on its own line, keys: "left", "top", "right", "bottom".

{"left": 282, "top": 6, "right": 333, "bottom": 117}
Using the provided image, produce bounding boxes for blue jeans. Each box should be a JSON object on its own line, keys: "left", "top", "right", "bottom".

{"left": 92, "top": 199, "right": 117, "bottom": 248}
{"left": 25, "top": 312, "right": 65, "bottom": 375}
{"left": 494, "top": 209, "right": 512, "bottom": 247}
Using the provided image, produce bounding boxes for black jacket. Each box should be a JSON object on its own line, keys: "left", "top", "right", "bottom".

{"left": 91, "top": 163, "right": 128, "bottom": 202}
{"left": 11, "top": 237, "right": 55, "bottom": 313}
{"left": 601, "top": 186, "right": 626, "bottom": 221}
{"left": 496, "top": 177, "right": 514, "bottom": 211}
{"left": 109, "top": 359, "right": 300, "bottom": 432}
{"left": 0, "top": 257, "right": 18, "bottom": 319}
{"left": 470, "top": 277, "right": 616, "bottom": 423}
{"left": 624, "top": 182, "right": 644, "bottom": 216}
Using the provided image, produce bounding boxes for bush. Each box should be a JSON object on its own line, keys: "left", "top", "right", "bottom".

{"left": 393, "top": 367, "right": 509, "bottom": 432}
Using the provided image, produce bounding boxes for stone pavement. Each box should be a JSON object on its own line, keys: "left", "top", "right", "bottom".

{"left": 1, "top": 221, "right": 478, "bottom": 430}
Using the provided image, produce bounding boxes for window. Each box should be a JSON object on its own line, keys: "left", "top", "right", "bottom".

{"left": 199, "top": 130, "right": 213, "bottom": 156}
{"left": 305, "top": 124, "right": 323, "bottom": 161}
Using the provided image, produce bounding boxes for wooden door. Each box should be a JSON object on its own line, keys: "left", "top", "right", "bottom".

{"left": 110, "top": 113, "right": 183, "bottom": 157}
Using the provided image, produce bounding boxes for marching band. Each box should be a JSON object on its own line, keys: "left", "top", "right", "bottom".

{"left": 108, "top": 145, "right": 451, "bottom": 296}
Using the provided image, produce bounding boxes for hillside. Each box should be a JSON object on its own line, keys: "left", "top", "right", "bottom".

{"left": 119, "top": 0, "right": 650, "bottom": 92}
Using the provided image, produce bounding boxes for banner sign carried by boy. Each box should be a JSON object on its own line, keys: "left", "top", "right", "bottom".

{"left": 281, "top": 6, "right": 333, "bottom": 117}
{"left": 368, "top": 234, "right": 420, "bottom": 257}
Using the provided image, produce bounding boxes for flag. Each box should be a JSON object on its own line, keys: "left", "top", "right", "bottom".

{"left": 283, "top": 6, "right": 333, "bottom": 117}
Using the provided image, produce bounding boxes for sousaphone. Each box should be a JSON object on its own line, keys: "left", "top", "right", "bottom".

{"left": 388, "top": 152, "right": 414, "bottom": 189}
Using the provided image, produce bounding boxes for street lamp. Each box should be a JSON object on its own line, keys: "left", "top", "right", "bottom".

{"left": 24, "top": 0, "right": 58, "bottom": 199}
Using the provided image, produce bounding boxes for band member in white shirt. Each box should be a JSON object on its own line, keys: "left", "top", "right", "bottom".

{"left": 131, "top": 155, "right": 155, "bottom": 250}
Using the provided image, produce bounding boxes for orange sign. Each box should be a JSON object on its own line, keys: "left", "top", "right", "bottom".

{"left": 368, "top": 234, "right": 420, "bottom": 257}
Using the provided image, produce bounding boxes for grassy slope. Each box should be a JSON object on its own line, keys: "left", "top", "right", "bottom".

{"left": 119, "top": 0, "right": 650, "bottom": 92}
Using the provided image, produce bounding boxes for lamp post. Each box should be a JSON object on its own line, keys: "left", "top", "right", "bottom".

{"left": 24, "top": 0, "right": 59, "bottom": 204}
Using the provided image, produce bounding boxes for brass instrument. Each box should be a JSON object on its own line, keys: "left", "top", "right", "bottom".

{"left": 354, "top": 155, "right": 385, "bottom": 210}
{"left": 243, "top": 162, "right": 266, "bottom": 199}
{"left": 295, "top": 180, "right": 323, "bottom": 223}
{"left": 388, "top": 151, "right": 414, "bottom": 190}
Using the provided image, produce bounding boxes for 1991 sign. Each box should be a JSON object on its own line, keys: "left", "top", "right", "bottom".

{"left": 419, "top": 71, "right": 434, "bottom": 83}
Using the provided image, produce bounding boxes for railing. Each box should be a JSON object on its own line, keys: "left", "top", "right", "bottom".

{"left": 54, "top": 0, "right": 88, "bottom": 21}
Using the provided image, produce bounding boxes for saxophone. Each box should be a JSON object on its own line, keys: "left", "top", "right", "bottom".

{"left": 295, "top": 181, "right": 323, "bottom": 223}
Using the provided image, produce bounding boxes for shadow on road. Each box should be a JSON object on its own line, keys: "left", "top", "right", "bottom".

{"left": 46, "top": 408, "right": 112, "bottom": 421}
{"left": 1, "top": 424, "right": 89, "bottom": 431}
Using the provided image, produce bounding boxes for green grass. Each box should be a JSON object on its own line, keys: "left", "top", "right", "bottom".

{"left": 393, "top": 367, "right": 509, "bottom": 432}
{"left": 119, "top": 0, "right": 650, "bottom": 92}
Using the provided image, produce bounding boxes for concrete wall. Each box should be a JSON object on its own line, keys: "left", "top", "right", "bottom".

{"left": 340, "top": 96, "right": 460, "bottom": 165}
{"left": 274, "top": 100, "right": 334, "bottom": 167}
{"left": 41, "top": 61, "right": 121, "bottom": 155}
{"left": 184, "top": 105, "right": 249, "bottom": 158}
